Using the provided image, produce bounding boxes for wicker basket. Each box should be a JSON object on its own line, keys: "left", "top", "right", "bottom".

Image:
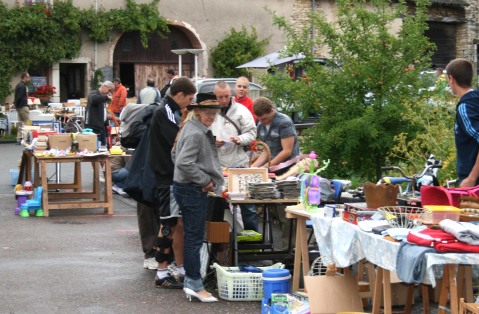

{"left": 212, "top": 262, "right": 284, "bottom": 301}
{"left": 377, "top": 206, "right": 426, "bottom": 229}
{"left": 249, "top": 140, "right": 271, "bottom": 166}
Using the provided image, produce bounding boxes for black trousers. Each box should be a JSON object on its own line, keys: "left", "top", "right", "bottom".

{"left": 137, "top": 202, "right": 160, "bottom": 259}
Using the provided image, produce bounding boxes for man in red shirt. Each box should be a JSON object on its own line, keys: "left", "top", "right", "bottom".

{"left": 234, "top": 76, "right": 256, "bottom": 122}
{"left": 110, "top": 77, "right": 127, "bottom": 119}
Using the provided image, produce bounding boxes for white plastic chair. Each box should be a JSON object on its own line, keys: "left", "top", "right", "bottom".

{"left": 6, "top": 109, "right": 19, "bottom": 136}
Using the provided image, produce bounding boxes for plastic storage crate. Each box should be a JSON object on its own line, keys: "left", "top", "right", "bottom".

{"left": 212, "top": 262, "right": 284, "bottom": 301}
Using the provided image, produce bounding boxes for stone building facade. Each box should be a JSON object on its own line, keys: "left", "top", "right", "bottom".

{"left": 5, "top": 0, "right": 479, "bottom": 103}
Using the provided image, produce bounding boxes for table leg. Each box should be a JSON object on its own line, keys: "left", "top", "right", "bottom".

{"left": 439, "top": 264, "right": 458, "bottom": 314}
{"left": 292, "top": 216, "right": 302, "bottom": 292}
{"left": 448, "top": 265, "right": 459, "bottom": 314}
{"left": 103, "top": 158, "right": 113, "bottom": 215}
{"left": 40, "top": 160, "right": 49, "bottom": 217}
{"left": 421, "top": 284, "right": 430, "bottom": 314}
{"left": 372, "top": 267, "right": 383, "bottom": 314}
{"left": 383, "top": 268, "right": 392, "bottom": 314}
{"left": 298, "top": 216, "right": 310, "bottom": 284}
{"left": 438, "top": 265, "right": 449, "bottom": 314}
{"left": 232, "top": 204, "right": 238, "bottom": 266}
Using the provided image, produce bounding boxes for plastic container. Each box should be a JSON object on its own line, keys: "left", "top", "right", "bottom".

{"left": 10, "top": 169, "right": 19, "bottom": 186}
{"left": 422, "top": 205, "right": 461, "bottom": 224}
{"left": 212, "top": 262, "right": 284, "bottom": 301}
{"left": 262, "top": 269, "right": 291, "bottom": 301}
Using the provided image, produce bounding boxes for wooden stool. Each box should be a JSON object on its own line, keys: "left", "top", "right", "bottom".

{"left": 459, "top": 298, "right": 479, "bottom": 314}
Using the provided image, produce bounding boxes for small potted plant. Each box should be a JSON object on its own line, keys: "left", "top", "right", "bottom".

{"left": 35, "top": 84, "right": 56, "bottom": 101}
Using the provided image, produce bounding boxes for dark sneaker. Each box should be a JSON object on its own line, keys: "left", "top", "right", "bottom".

{"left": 155, "top": 273, "right": 184, "bottom": 289}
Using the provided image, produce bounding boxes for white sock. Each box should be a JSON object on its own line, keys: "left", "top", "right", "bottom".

{"left": 176, "top": 265, "right": 185, "bottom": 275}
{"left": 156, "top": 268, "right": 169, "bottom": 279}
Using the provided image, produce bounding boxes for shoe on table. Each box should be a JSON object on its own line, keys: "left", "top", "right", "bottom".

{"left": 155, "top": 272, "right": 184, "bottom": 289}
{"left": 143, "top": 258, "right": 158, "bottom": 270}
{"left": 112, "top": 184, "right": 127, "bottom": 196}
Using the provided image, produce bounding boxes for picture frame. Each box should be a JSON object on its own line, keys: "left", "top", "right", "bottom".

{"left": 52, "top": 121, "right": 61, "bottom": 133}
{"left": 227, "top": 168, "right": 268, "bottom": 194}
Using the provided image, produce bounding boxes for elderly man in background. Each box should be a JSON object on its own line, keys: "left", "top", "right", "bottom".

{"left": 234, "top": 76, "right": 256, "bottom": 122}
{"left": 211, "top": 81, "right": 258, "bottom": 232}
{"left": 85, "top": 81, "right": 114, "bottom": 147}
{"left": 137, "top": 78, "right": 161, "bottom": 104}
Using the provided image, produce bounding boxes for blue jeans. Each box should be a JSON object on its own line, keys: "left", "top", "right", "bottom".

{"left": 173, "top": 182, "right": 207, "bottom": 292}
{"left": 112, "top": 168, "right": 128, "bottom": 188}
{"left": 239, "top": 204, "right": 258, "bottom": 232}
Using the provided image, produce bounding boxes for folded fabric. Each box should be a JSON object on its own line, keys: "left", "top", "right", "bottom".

{"left": 396, "top": 241, "right": 436, "bottom": 284}
{"left": 435, "top": 241, "right": 479, "bottom": 253}
{"left": 357, "top": 219, "right": 389, "bottom": 232}
{"left": 439, "top": 219, "right": 479, "bottom": 245}
{"left": 407, "top": 227, "right": 457, "bottom": 247}
{"left": 383, "top": 227, "right": 410, "bottom": 241}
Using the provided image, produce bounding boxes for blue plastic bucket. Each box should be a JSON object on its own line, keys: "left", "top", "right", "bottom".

{"left": 262, "top": 269, "right": 291, "bottom": 301}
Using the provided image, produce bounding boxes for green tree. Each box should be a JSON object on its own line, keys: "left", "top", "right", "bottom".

{"left": 211, "top": 27, "right": 269, "bottom": 78}
{"left": 389, "top": 93, "right": 457, "bottom": 185}
{"left": 262, "top": 0, "right": 435, "bottom": 181}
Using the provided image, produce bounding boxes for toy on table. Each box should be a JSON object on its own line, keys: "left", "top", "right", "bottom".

{"left": 299, "top": 152, "right": 330, "bottom": 212}
{"left": 19, "top": 186, "right": 43, "bottom": 217}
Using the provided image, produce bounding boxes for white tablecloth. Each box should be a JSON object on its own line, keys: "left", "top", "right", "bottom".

{"left": 312, "top": 216, "right": 479, "bottom": 287}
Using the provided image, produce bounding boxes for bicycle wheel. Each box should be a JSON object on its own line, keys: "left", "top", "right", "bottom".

{"left": 64, "top": 120, "right": 81, "bottom": 133}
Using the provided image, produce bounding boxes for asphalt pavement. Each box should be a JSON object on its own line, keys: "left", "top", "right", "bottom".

{"left": 0, "top": 143, "right": 260, "bottom": 314}
{"left": 0, "top": 143, "right": 439, "bottom": 313}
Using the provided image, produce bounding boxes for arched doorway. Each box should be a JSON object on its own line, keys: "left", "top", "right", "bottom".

{"left": 113, "top": 25, "right": 200, "bottom": 98}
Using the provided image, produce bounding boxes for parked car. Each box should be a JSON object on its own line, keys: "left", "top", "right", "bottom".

{"left": 192, "top": 78, "right": 264, "bottom": 100}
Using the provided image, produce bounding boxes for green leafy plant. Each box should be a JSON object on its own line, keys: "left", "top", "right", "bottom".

{"left": 262, "top": 0, "right": 435, "bottom": 181}
{"left": 0, "top": 0, "right": 168, "bottom": 103}
{"left": 211, "top": 27, "right": 269, "bottom": 78}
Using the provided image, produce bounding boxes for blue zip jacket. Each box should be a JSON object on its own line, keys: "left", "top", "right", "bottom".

{"left": 455, "top": 90, "right": 479, "bottom": 183}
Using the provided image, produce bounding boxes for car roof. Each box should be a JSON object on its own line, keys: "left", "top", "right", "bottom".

{"left": 194, "top": 78, "right": 263, "bottom": 95}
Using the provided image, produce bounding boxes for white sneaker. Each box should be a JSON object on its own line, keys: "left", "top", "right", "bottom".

{"left": 143, "top": 257, "right": 158, "bottom": 270}
{"left": 112, "top": 184, "right": 127, "bottom": 195}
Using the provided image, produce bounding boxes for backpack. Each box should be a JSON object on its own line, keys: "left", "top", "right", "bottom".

{"left": 119, "top": 103, "right": 148, "bottom": 148}
{"left": 120, "top": 100, "right": 163, "bottom": 148}
{"left": 160, "top": 83, "right": 170, "bottom": 98}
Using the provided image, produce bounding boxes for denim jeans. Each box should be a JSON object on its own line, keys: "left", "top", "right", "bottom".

{"left": 112, "top": 168, "right": 129, "bottom": 188}
{"left": 239, "top": 204, "right": 258, "bottom": 232}
{"left": 173, "top": 182, "right": 207, "bottom": 292}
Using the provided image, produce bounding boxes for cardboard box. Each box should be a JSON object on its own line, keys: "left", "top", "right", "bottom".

{"left": 48, "top": 133, "right": 72, "bottom": 150}
{"left": 206, "top": 221, "right": 230, "bottom": 243}
{"left": 76, "top": 133, "right": 97, "bottom": 152}
{"left": 304, "top": 275, "right": 364, "bottom": 314}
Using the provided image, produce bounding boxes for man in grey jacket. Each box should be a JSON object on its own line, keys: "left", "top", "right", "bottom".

{"left": 211, "top": 81, "right": 258, "bottom": 231}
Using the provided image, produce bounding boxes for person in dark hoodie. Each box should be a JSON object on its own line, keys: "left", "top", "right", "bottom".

{"left": 148, "top": 77, "right": 196, "bottom": 289}
{"left": 446, "top": 58, "right": 479, "bottom": 187}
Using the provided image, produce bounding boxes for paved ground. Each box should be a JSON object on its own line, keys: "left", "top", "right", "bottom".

{"left": 0, "top": 143, "right": 438, "bottom": 313}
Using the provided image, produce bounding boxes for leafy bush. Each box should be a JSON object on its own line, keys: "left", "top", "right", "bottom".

{"left": 261, "top": 0, "right": 435, "bottom": 181}
{"left": 211, "top": 27, "right": 269, "bottom": 78}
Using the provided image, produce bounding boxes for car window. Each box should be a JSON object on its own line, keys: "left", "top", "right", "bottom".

{"left": 196, "top": 80, "right": 263, "bottom": 99}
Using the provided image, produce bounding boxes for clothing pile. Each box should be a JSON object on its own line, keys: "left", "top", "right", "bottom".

{"left": 396, "top": 219, "right": 479, "bottom": 284}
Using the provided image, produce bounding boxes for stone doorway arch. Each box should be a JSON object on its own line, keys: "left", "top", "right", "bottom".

{"left": 113, "top": 23, "right": 205, "bottom": 98}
